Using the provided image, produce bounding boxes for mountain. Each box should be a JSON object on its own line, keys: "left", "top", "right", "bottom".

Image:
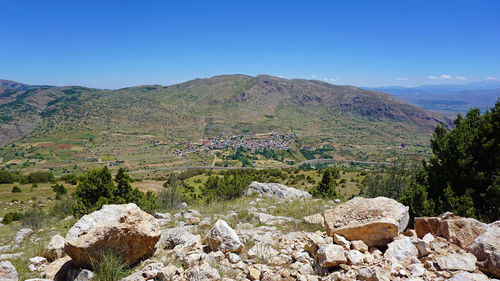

{"left": 0, "top": 74, "right": 452, "bottom": 172}
{"left": 367, "top": 81, "right": 500, "bottom": 116}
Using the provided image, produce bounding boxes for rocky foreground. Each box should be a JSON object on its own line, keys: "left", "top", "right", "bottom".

{"left": 0, "top": 183, "right": 499, "bottom": 281}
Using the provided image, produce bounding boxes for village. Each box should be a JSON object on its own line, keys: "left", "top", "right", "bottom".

{"left": 174, "top": 133, "right": 297, "bottom": 156}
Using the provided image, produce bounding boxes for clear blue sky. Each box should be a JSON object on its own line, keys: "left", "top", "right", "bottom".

{"left": 1, "top": 0, "right": 499, "bottom": 89}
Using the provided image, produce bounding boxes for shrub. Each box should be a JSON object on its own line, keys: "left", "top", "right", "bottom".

{"left": 27, "top": 171, "right": 55, "bottom": 183}
{"left": 50, "top": 196, "right": 74, "bottom": 218}
{"left": 200, "top": 170, "right": 251, "bottom": 202}
{"left": 11, "top": 186, "right": 21, "bottom": 193}
{"left": 72, "top": 167, "right": 158, "bottom": 217}
{"left": 309, "top": 169, "right": 338, "bottom": 199}
{"left": 51, "top": 184, "right": 67, "bottom": 196}
{"left": 22, "top": 207, "right": 47, "bottom": 229}
{"left": 2, "top": 211, "right": 23, "bottom": 224}
{"left": 60, "top": 174, "right": 78, "bottom": 185}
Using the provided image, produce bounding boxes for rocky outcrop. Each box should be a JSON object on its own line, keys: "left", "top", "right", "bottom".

{"left": 204, "top": 220, "right": 243, "bottom": 253}
{"left": 415, "top": 213, "right": 488, "bottom": 249}
{"left": 0, "top": 261, "right": 17, "bottom": 281}
{"left": 324, "top": 197, "right": 409, "bottom": 247}
{"left": 246, "top": 181, "right": 312, "bottom": 199}
{"left": 468, "top": 221, "right": 500, "bottom": 277}
{"left": 64, "top": 203, "right": 160, "bottom": 267}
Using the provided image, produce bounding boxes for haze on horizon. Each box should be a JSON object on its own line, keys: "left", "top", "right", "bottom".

{"left": 1, "top": 0, "right": 499, "bottom": 89}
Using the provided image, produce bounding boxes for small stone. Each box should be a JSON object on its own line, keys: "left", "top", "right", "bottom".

{"left": 333, "top": 234, "right": 350, "bottom": 250}
{"left": 410, "top": 263, "right": 425, "bottom": 277}
{"left": 346, "top": 250, "right": 364, "bottom": 265}
{"left": 351, "top": 240, "right": 368, "bottom": 253}
{"left": 384, "top": 236, "right": 418, "bottom": 261}
{"left": 363, "top": 253, "right": 375, "bottom": 264}
{"left": 228, "top": 253, "right": 240, "bottom": 264}
{"left": 204, "top": 220, "right": 243, "bottom": 253}
{"left": 358, "top": 266, "right": 389, "bottom": 281}
{"left": 45, "top": 235, "right": 65, "bottom": 260}
{"left": 316, "top": 244, "right": 346, "bottom": 268}
{"left": 248, "top": 266, "right": 261, "bottom": 281}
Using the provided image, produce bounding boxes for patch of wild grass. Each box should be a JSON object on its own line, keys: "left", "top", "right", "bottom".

{"left": 91, "top": 251, "right": 126, "bottom": 281}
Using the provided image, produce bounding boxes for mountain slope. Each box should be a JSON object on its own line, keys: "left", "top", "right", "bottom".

{"left": 0, "top": 74, "right": 452, "bottom": 171}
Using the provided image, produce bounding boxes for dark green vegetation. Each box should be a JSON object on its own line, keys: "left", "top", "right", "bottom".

{"left": 0, "top": 75, "right": 451, "bottom": 174}
{"left": 363, "top": 101, "right": 500, "bottom": 222}
{"left": 71, "top": 167, "right": 158, "bottom": 216}
{"left": 309, "top": 169, "right": 340, "bottom": 199}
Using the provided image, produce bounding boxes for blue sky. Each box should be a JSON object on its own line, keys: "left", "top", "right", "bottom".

{"left": 1, "top": 0, "right": 499, "bottom": 89}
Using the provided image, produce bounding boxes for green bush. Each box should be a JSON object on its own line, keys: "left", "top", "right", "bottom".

{"left": 11, "top": 186, "right": 21, "bottom": 193}
{"left": 309, "top": 169, "right": 338, "bottom": 199}
{"left": 72, "top": 167, "right": 158, "bottom": 217}
{"left": 51, "top": 184, "right": 67, "bottom": 196}
{"left": 200, "top": 170, "right": 251, "bottom": 202}
{"left": 2, "top": 211, "right": 24, "bottom": 224}
{"left": 60, "top": 174, "right": 78, "bottom": 185}
{"left": 27, "top": 171, "right": 55, "bottom": 183}
{"left": 416, "top": 102, "right": 500, "bottom": 222}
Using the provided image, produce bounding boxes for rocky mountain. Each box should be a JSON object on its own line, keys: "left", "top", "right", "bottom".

{"left": 0, "top": 74, "right": 451, "bottom": 147}
{"left": 0, "top": 75, "right": 456, "bottom": 171}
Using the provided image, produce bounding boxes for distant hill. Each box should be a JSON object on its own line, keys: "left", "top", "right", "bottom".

{"left": 0, "top": 74, "right": 452, "bottom": 171}
{"left": 367, "top": 81, "right": 500, "bottom": 117}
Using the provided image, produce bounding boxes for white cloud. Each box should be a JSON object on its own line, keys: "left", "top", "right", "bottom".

{"left": 277, "top": 75, "right": 284, "bottom": 78}
{"left": 395, "top": 77, "right": 408, "bottom": 81}
{"left": 311, "top": 74, "right": 317, "bottom": 79}
{"left": 455, "top": 76, "right": 467, "bottom": 80}
{"left": 329, "top": 77, "right": 339, "bottom": 82}
{"left": 485, "top": 76, "right": 497, "bottom": 81}
{"left": 428, "top": 74, "right": 452, "bottom": 80}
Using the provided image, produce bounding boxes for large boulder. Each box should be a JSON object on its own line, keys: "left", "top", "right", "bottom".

{"left": 204, "top": 220, "right": 243, "bottom": 253}
{"left": 414, "top": 213, "right": 488, "bottom": 249}
{"left": 64, "top": 203, "right": 160, "bottom": 267}
{"left": 246, "top": 181, "right": 312, "bottom": 199}
{"left": 324, "top": 197, "right": 409, "bottom": 247}
{"left": 468, "top": 221, "right": 500, "bottom": 278}
{"left": 0, "top": 261, "right": 18, "bottom": 281}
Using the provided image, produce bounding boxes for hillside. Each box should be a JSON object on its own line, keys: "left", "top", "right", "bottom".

{"left": 0, "top": 74, "right": 452, "bottom": 174}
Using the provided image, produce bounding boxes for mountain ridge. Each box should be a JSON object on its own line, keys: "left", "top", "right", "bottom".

{"left": 0, "top": 74, "right": 454, "bottom": 172}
